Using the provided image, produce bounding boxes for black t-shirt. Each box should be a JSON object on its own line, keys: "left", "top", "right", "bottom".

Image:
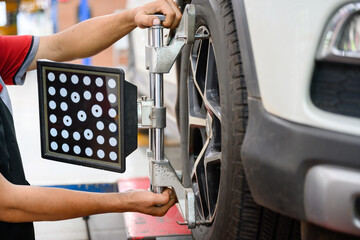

{"left": 0, "top": 99, "right": 35, "bottom": 239}
{"left": 0, "top": 35, "right": 39, "bottom": 239}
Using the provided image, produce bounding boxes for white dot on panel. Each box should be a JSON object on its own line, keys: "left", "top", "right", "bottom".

{"left": 49, "top": 114, "right": 57, "bottom": 123}
{"left": 48, "top": 87, "right": 56, "bottom": 96}
{"left": 62, "top": 143, "right": 69, "bottom": 152}
{"left": 60, "top": 88, "right": 67, "bottom": 97}
{"left": 50, "top": 142, "right": 58, "bottom": 151}
{"left": 109, "top": 152, "right": 117, "bottom": 161}
{"left": 77, "top": 110, "right": 87, "bottom": 122}
{"left": 84, "top": 129, "right": 93, "bottom": 140}
{"left": 83, "top": 76, "right": 91, "bottom": 85}
{"left": 73, "top": 131, "right": 80, "bottom": 141}
{"left": 108, "top": 94, "right": 116, "bottom": 103}
{"left": 108, "top": 79, "right": 116, "bottom": 88}
{"left": 97, "top": 150, "right": 105, "bottom": 159}
{"left": 96, "top": 121, "right": 104, "bottom": 130}
{"left": 71, "top": 75, "right": 79, "bottom": 84}
{"left": 49, "top": 100, "right": 56, "bottom": 110}
{"left": 74, "top": 145, "right": 81, "bottom": 154}
{"left": 97, "top": 135, "right": 104, "bottom": 145}
{"left": 85, "top": 147, "right": 93, "bottom": 156}
{"left": 95, "top": 77, "right": 103, "bottom": 87}
{"left": 109, "top": 137, "right": 117, "bottom": 146}
{"left": 109, "top": 123, "right": 117, "bottom": 132}
{"left": 108, "top": 109, "right": 116, "bottom": 118}
{"left": 84, "top": 91, "right": 91, "bottom": 100}
{"left": 59, "top": 74, "right": 67, "bottom": 83}
{"left": 50, "top": 128, "right": 57, "bottom": 137}
{"left": 60, "top": 102, "right": 68, "bottom": 111}
{"left": 61, "top": 130, "right": 69, "bottom": 139}
{"left": 96, "top": 92, "right": 104, "bottom": 102}
{"left": 91, "top": 105, "right": 102, "bottom": 117}
{"left": 48, "top": 72, "right": 55, "bottom": 81}
{"left": 63, "top": 115, "right": 72, "bottom": 126}
{"left": 71, "top": 92, "right": 80, "bottom": 103}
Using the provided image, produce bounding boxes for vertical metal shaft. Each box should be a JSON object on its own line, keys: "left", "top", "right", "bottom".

{"left": 149, "top": 23, "right": 165, "bottom": 193}
{"left": 148, "top": 29, "right": 155, "bottom": 154}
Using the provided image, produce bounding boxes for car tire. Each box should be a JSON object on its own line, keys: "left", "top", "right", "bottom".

{"left": 178, "top": 0, "right": 301, "bottom": 239}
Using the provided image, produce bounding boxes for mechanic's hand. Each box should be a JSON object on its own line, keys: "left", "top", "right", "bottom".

{"left": 123, "top": 188, "right": 177, "bottom": 216}
{"left": 133, "top": 0, "right": 182, "bottom": 29}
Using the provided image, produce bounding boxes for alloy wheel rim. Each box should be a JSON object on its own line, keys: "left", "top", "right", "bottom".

{"left": 187, "top": 26, "right": 222, "bottom": 223}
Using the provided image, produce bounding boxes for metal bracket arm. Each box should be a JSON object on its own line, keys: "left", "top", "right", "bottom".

{"left": 150, "top": 159, "right": 196, "bottom": 229}
{"left": 138, "top": 97, "right": 166, "bottom": 129}
{"left": 145, "top": 4, "right": 196, "bottom": 73}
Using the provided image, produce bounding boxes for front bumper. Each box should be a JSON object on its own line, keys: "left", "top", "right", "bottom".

{"left": 241, "top": 97, "right": 360, "bottom": 235}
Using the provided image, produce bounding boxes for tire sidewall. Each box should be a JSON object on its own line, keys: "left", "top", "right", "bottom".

{"left": 180, "top": 0, "right": 242, "bottom": 239}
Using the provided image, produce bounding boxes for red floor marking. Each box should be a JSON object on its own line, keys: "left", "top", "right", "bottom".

{"left": 118, "top": 177, "right": 191, "bottom": 239}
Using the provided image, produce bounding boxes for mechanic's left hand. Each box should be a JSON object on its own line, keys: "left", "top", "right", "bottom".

{"left": 132, "top": 0, "right": 182, "bottom": 29}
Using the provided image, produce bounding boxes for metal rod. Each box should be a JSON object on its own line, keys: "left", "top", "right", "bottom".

{"left": 149, "top": 23, "right": 165, "bottom": 193}
{"left": 148, "top": 28, "right": 155, "bottom": 153}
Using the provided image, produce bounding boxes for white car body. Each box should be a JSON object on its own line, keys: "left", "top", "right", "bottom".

{"left": 244, "top": 0, "right": 360, "bottom": 136}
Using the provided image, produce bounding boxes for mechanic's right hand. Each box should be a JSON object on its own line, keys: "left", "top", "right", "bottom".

{"left": 122, "top": 188, "right": 177, "bottom": 216}
{"left": 132, "top": 0, "right": 182, "bottom": 29}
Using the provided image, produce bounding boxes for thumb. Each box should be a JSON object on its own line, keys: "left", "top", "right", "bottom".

{"left": 135, "top": 13, "right": 158, "bottom": 28}
{"left": 153, "top": 18, "right": 161, "bottom": 25}
{"left": 154, "top": 189, "right": 172, "bottom": 205}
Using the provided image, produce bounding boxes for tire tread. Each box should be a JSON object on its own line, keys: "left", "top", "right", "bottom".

{"left": 219, "top": 0, "right": 301, "bottom": 239}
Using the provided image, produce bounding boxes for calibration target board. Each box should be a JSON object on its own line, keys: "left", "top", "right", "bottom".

{"left": 37, "top": 60, "right": 137, "bottom": 173}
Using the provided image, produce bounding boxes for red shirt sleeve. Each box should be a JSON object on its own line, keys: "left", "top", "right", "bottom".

{"left": 0, "top": 35, "right": 33, "bottom": 85}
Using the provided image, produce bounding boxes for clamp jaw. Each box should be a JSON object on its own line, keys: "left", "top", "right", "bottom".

{"left": 137, "top": 4, "right": 197, "bottom": 229}
{"left": 145, "top": 4, "right": 196, "bottom": 73}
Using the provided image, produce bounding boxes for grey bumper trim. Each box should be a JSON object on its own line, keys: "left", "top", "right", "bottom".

{"left": 305, "top": 165, "right": 360, "bottom": 236}
{"left": 241, "top": 98, "right": 360, "bottom": 221}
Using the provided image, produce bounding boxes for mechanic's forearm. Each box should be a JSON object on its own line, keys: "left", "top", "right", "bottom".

{"left": 49, "top": 9, "right": 136, "bottom": 62}
{"left": 0, "top": 184, "right": 127, "bottom": 223}
{"left": 28, "top": 8, "right": 137, "bottom": 70}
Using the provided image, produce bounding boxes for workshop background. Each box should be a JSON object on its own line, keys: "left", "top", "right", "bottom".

{"left": 1, "top": 0, "right": 182, "bottom": 239}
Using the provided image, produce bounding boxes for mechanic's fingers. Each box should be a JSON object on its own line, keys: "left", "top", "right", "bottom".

{"left": 153, "top": 190, "right": 177, "bottom": 216}
{"left": 135, "top": 11, "right": 157, "bottom": 29}
{"left": 161, "top": 0, "right": 182, "bottom": 29}
{"left": 154, "top": 188, "right": 173, "bottom": 205}
{"left": 134, "top": 0, "right": 181, "bottom": 29}
{"left": 165, "top": 0, "right": 182, "bottom": 29}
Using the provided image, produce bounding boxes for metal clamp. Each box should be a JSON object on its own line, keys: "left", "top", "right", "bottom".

{"left": 150, "top": 158, "right": 196, "bottom": 228}
{"left": 145, "top": 4, "right": 198, "bottom": 229}
{"left": 145, "top": 4, "right": 196, "bottom": 73}
{"left": 138, "top": 96, "right": 166, "bottom": 129}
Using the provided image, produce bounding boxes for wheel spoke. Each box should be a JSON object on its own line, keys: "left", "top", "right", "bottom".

{"left": 190, "top": 39, "right": 201, "bottom": 74}
{"left": 188, "top": 77, "right": 204, "bottom": 117}
{"left": 204, "top": 149, "right": 221, "bottom": 220}
{"left": 194, "top": 37, "right": 209, "bottom": 96}
{"left": 189, "top": 115, "right": 206, "bottom": 127}
{"left": 204, "top": 150, "right": 221, "bottom": 166}
{"left": 204, "top": 42, "right": 221, "bottom": 121}
{"left": 191, "top": 137, "right": 210, "bottom": 179}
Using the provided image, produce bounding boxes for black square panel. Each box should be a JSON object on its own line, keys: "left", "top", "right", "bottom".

{"left": 37, "top": 60, "right": 137, "bottom": 173}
